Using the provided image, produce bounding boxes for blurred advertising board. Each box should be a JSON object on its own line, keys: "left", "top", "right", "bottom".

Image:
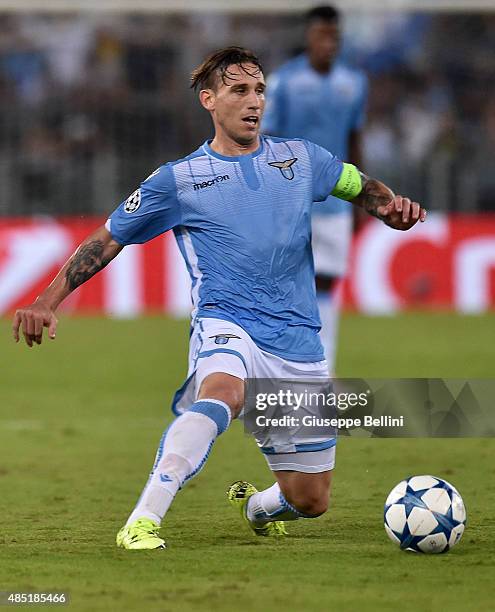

{"left": 1, "top": 214, "right": 494, "bottom": 316}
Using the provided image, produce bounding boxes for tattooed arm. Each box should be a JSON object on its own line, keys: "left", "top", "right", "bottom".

{"left": 352, "top": 171, "right": 426, "bottom": 231}
{"left": 13, "top": 226, "right": 123, "bottom": 347}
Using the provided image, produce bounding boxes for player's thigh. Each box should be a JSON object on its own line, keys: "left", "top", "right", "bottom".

{"left": 198, "top": 372, "right": 245, "bottom": 417}
{"left": 275, "top": 469, "right": 333, "bottom": 516}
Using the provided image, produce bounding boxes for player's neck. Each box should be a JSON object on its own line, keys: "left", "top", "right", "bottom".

{"left": 209, "top": 134, "right": 261, "bottom": 158}
{"left": 308, "top": 56, "right": 333, "bottom": 75}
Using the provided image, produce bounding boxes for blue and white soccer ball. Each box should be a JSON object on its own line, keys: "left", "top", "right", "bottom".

{"left": 384, "top": 475, "right": 466, "bottom": 553}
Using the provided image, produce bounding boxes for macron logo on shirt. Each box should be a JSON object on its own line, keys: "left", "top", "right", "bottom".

{"left": 193, "top": 175, "right": 230, "bottom": 191}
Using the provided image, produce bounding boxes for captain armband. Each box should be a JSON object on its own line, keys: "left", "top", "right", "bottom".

{"left": 331, "top": 163, "right": 363, "bottom": 201}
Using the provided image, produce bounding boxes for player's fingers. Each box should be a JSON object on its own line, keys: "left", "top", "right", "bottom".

{"left": 34, "top": 316, "right": 43, "bottom": 345}
{"left": 47, "top": 316, "right": 58, "bottom": 340}
{"left": 377, "top": 199, "right": 395, "bottom": 217}
{"left": 21, "top": 313, "right": 33, "bottom": 348}
{"left": 411, "top": 202, "right": 421, "bottom": 221}
{"left": 401, "top": 198, "right": 411, "bottom": 223}
{"left": 12, "top": 311, "right": 22, "bottom": 342}
{"left": 420, "top": 208, "right": 427, "bottom": 222}
{"left": 25, "top": 314, "right": 35, "bottom": 347}
{"left": 26, "top": 312, "right": 36, "bottom": 338}
{"left": 380, "top": 195, "right": 403, "bottom": 217}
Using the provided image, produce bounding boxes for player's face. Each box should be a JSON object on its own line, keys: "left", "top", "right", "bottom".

{"left": 205, "top": 63, "right": 266, "bottom": 146}
{"left": 306, "top": 19, "right": 340, "bottom": 72}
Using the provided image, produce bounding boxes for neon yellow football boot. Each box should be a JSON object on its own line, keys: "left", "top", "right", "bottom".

{"left": 227, "top": 480, "right": 288, "bottom": 537}
{"left": 116, "top": 517, "right": 166, "bottom": 550}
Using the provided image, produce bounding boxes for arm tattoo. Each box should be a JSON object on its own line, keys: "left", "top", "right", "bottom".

{"left": 65, "top": 240, "right": 111, "bottom": 291}
{"left": 358, "top": 172, "right": 393, "bottom": 221}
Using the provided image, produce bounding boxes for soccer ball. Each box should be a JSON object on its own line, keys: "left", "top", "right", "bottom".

{"left": 384, "top": 475, "right": 466, "bottom": 553}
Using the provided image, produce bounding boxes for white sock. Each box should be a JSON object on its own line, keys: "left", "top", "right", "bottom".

{"left": 126, "top": 399, "right": 231, "bottom": 526}
{"left": 316, "top": 286, "right": 341, "bottom": 374}
{"left": 246, "top": 483, "right": 314, "bottom": 525}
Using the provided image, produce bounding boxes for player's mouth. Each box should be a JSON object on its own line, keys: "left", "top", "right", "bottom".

{"left": 242, "top": 115, "right": 259, "bottom": 128}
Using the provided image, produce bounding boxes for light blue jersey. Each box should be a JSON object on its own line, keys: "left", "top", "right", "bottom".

{"left": 107, "top": 136, "right": 344, "bottom": 362}
{"left": 262, "top": 55, "right": 368, "bottom": 214}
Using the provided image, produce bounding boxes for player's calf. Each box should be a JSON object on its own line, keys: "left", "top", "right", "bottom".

{"left": 280, "top": 491, "right": 329, "bottom": 517}
{"left": 274, "top": 469, "right": 333, "bottom": 518}
{"left": 245, "top": 483, "right": 328, "bottom": 524}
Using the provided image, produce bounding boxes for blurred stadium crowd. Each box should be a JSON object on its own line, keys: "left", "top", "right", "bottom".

{"left": 0, "top": 11, "right": 494, "bottom": 216}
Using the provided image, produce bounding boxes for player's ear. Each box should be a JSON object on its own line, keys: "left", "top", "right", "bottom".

{"left": 199, "top": 89, "right": 215, "bottom": 112}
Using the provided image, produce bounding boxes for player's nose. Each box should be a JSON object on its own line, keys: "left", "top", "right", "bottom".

{"left": 247, "top": 89, "right": 261, "bottom": 109}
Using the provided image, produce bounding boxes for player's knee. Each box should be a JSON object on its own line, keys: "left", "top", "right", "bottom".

{"left": 198, "top": 373, "right": 245, "bottom": 417}
{"left": 219, "top": 387, "right": 244, "bottom": 416}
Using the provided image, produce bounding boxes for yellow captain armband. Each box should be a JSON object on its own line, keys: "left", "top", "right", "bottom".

{"left": 331, "top": 163, "right": 362, "bottom": 201}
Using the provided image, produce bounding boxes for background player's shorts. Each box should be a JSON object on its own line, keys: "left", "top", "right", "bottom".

{"left": 172, "top": 317, "right": 336, "bottom": 473}
{"left": 311, "top": 212, "right": 353, "bottom": 278}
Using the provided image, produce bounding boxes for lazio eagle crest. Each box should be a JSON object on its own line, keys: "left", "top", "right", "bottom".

{"left": 209, "top": 334, "right": 241, "bottom": 345}
{"left": 268, "top": 158, "right": 298, "bottom": 180}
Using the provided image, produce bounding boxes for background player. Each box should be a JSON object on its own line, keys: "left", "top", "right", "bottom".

{"left": 263, "top": 5, "right": 368, "bottom": 373}
{"left": 12, "top": 47, "right": 425, "bottom": 550}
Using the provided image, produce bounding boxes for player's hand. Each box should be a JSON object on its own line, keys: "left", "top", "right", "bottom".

{"left": 377, "top": 195, "right": 426, "bottom": 231}
{"left": 12, "top": 300, "right": 58, "bottom": 347}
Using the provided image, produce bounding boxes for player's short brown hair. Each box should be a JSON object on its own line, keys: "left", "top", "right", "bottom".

{"left": 190, "top": 46, "right": 263, "bottom": 91}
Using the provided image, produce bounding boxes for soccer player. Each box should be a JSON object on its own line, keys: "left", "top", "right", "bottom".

{"left": 12, "top": 47, "right": 425, "bottom": 550}
{"left": 263, "top": 6, "right": 368, "bottom": 373}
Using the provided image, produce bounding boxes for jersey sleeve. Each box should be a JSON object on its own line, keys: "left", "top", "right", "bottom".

{"left": 261, "top": 72, "right": 286, "bottom": 136}
{"left": 304, "top": 140, "right": 345, "bottom": 203}
{"left": 106, "top": 164, "right": 181, "bottom": 245}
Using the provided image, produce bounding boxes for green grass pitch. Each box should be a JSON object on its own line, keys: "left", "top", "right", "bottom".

{"left": 1, "top": 313, "right": 494, "bottom": 611}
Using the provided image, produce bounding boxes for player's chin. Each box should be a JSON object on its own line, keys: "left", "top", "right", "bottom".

{"left": 235, "top": 126, "right": 259, "bottom": 145}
